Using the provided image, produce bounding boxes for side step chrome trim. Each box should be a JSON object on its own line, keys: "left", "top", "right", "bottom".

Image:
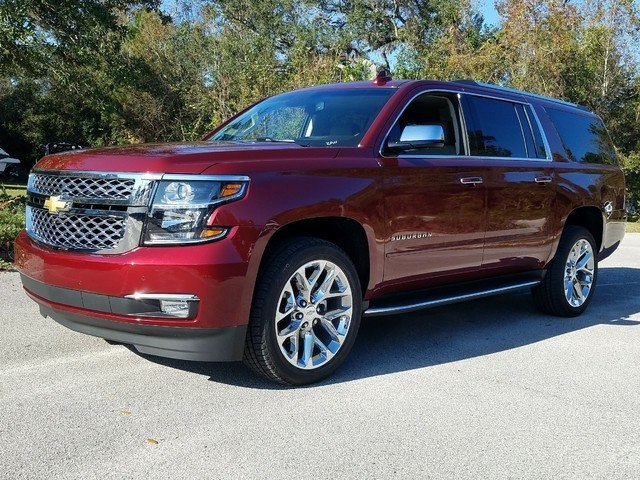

{"left": 363, "top": 280, "right": 540, "bottom": 317}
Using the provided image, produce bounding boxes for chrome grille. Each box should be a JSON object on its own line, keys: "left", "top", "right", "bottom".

{"left": 25, "top": 171, "right": 156, "bottom": 253}
{"left": 29, "top": 207, "right": 126, "bottom": 251}
{"left": 30, "top": 174, "right": 136, "bottom": 200}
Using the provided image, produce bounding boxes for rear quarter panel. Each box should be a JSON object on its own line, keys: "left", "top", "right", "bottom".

{"left": 533, "top": 101, "right": 626, "bottom": 261}
{"left": 554, "top": 162, "right": 626, "bottom": 255}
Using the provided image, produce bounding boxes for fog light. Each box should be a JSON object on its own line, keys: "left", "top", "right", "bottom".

{"left": 159, "top": 299, "right": 190, "bottom": 318}
{"left": 124, "top": 293, "right": 199, "bottom": 319}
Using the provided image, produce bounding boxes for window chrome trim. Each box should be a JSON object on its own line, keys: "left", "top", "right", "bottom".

{"left": 513, "top": 103, "right": 531, "bottom": 158}
{"left": 521, "top": 104, "right": 540, "bottom": 159}
{"left": 525, "top": 104, "right": 553, "bottom": 161}
{"left": 378, "top": 88, "right": 554, "bottom": 162}
{"left": 457, "top": 93, "right": 471, "bottom": 155}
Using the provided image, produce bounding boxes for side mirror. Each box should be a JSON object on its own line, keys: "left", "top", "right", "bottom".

{"left": 386, "top": 124, "right": 445, "bottom": 152}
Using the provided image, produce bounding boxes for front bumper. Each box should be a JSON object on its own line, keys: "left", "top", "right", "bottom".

{"left": 26, "top": 278, "right": 246, "bottom": 361}
{"left": 15, "top": 226, "right": 262, "bottom": 361}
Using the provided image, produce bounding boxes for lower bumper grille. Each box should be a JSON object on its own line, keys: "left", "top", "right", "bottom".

{"left": 28, "top": 206, "right": 127, "bottom": 251}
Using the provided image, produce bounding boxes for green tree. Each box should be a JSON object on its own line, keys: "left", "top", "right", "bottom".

{"left": 0, "top": 0, "right": 160, "bottom": 76}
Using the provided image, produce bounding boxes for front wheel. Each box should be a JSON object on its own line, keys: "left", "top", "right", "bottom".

{"left": 244, "top": 238, "right": 362, "bottom": 385}
{"left": 533, "top": 226, "right": 598, "bottom": 317}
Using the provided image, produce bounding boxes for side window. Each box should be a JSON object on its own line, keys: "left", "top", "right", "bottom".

{"left": 546, "top": 108, "right": 617, "bottom": 165}
{"left": 384, "top": 93, "right": 462, "bottom": 156}
{"left": 462, "top": 96, "right": 527, "bottom": 158}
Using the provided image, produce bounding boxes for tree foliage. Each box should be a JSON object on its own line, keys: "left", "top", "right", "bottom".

{"left": 0, "top": 0, "right": 160, "bottom": 76}
{"left": 0, "top": 0, "right": 639, "bottom": 209}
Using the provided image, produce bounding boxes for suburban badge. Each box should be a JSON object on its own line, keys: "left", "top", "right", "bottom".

{"left": 391, "top": 232, "right": 433, "bottom": 241}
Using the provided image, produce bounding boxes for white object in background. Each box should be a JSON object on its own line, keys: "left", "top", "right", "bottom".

{"left": 0, "top": 147, "right": 20, "bottom": 173}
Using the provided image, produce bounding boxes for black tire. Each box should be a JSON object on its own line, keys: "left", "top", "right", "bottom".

{"left": 532, "top": 225, "right": 598, "bottom": 317}
{"left": 243, "top": 237, "right": 362, "bottom": 385}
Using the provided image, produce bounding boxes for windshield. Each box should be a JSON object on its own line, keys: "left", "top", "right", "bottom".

{"left": 208, "top": 88, "right": 395, "bottom": 147}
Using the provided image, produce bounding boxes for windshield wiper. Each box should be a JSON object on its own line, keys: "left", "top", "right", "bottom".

{"left": 254, "top": 137, "right": 293, "bottom": 142}
{"left": 254, "top": 137, "right": 309, "bottom": 146}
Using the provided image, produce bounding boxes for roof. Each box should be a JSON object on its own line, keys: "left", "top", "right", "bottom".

{"left": 451, "top": 80, "right": 591, "bottom": 112}
{"left": 293, "top": 78, "right": 593, "bottom": 114}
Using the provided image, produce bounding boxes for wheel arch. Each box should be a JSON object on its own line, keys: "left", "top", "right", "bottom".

{"left": 256, "top": 217, "right": 372, "bottom": 297}
{"left": 564, "top": 206, "right": 604, "bottom": 251}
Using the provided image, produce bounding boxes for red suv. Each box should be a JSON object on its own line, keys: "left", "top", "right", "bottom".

{"left": 16, "top": 77, "right": 626, "bottom": 385}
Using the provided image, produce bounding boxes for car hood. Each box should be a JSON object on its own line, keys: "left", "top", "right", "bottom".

{"left": 34, "top": 142, "right": 339, "bottom": 174}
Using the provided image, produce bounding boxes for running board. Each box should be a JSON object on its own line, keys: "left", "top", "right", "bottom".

{"left": 363, "top": 280, "right": 541, "bottom": 317}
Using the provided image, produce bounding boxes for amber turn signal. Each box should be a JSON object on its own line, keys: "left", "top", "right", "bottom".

{"left": 220, "top": 182, "right": 244, "bottom": 198}
{"left": 200, "top": 227, "right": 227, "bottom": 239}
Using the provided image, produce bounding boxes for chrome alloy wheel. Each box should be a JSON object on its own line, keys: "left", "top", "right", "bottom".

{"left": 274, "top": 260, "right": 353, "bottom": 370}
{"left": 564, "top": 238, "right": 595, "bottom": 307}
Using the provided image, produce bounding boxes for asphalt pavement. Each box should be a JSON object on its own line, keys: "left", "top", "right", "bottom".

{"left": 1, "top": 235, "right": 640, "bottom": 479}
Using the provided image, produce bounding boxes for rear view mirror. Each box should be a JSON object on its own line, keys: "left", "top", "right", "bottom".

{"left": 386, "top": 124, "right": 445, "bottom": 152}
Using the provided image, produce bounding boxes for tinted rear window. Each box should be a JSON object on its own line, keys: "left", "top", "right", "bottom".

{"left": 546, "top": 108, "right": 617, "bottom": 164}
{"left": 462, "top": 95, "right": 527, "bottom": 158}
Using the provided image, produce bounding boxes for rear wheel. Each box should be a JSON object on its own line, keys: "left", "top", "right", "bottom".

{"left": 533, "top": 226, "right": 598, "bottom": 317}
{"left": 244, "top": 238, "right": 362, "bottom": 385}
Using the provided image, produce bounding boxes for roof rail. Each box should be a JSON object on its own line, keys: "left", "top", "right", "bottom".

{"left": 452, "top": 79, "right": 591, "bottom": 112}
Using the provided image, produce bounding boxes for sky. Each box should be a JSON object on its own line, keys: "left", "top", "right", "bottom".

{"left": 480, "top": 1, "right": 501, "bottom": 27}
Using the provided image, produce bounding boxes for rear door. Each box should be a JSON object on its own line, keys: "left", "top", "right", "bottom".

{"left": 381, "top": 91, "right": 486, "bottom": 290}
{"left": 460, "top": 94, "right": 556, "bottom": 273}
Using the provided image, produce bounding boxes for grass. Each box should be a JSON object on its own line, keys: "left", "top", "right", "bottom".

{"left": 0, "top": 182, "right": 26, "bottom": 197}
{"left": 626, "top": 222, "right": 640, "bottom": 233}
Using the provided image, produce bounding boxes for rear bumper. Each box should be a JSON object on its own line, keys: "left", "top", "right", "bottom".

{"left": 600, "top": 215, "right": 625, "bottom": 261}
{"left": 24, "top": 276, "right": 247, "bottom": 361}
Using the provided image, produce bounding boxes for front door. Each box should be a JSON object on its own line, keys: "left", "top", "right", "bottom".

{"left": 381, "top": 92, "right": 486, "bottom": 291}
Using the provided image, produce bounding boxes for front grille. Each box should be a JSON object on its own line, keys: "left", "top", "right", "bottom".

{"left": 26, "top": 171, "right": 154, "bottom": 253}
{"left": 30, "top": 174, "right": 136, "bottom": 200}
{"left": 29, "top": 208, "right": 126, "bottom": 251}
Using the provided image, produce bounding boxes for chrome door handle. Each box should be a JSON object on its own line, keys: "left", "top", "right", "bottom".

{"left": 460, "top": 177, "right": 483, "bottom": 185}
{"left": 534, "top": 176, "right": 553, "bottom": 184}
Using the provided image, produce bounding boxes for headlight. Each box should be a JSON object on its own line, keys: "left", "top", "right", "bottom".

{"left": 143, "top": 175, "right": 248, "bottom": 245}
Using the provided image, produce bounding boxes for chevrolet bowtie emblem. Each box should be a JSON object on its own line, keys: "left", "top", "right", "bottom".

{"left": 44, "top": 195, "right": 70, "bottom": 214}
